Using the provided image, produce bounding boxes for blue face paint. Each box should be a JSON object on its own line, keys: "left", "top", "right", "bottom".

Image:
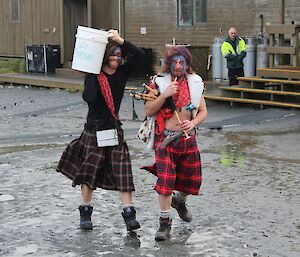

{"left": 111, "top": 47, "right": 122, "bottom": 63}
{"left": 170, "top": 55, "right": 187, "bottom": 77}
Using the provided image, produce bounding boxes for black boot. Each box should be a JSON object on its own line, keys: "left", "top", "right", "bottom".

{"left": 79, "top": 205, "right": 93, "bottom": 230}
{"left": 155, "top": 217, "right": 172, "bottom": 241}
{"left": 122, "top": 206, "right": 141, "bottom": 231}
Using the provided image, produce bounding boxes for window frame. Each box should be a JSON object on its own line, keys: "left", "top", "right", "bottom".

{"left": 194, "top": 0, "right": 207, "bottom": 24}
{"left": 177, "top": 0, "right": 193, "bottom": 27}
{"left": 177, "top": 0, "right": 207, "bottom": 27}
{"left": 10, "top": 0, "right": 20, "bottom": 23}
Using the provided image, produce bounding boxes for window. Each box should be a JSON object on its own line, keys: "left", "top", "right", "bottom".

{"left": 11, "top": 0, "right": 20, "bottom": 22}
{"left": 178, "top": 0, "right": 193, "bottom": 26}
{"left": 178, "top": 0, "right": 207, "bottom": 27}
{"left": 194, "top": 0, "right": 206, "bottom": 23}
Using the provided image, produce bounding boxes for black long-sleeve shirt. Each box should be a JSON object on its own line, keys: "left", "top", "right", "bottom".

{"left": 83, "top": 40, "right": 145, "bottom": 131}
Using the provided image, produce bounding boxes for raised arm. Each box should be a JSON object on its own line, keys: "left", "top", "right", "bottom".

{"left": 82, "top": 74, "right": 98, "bottom": 103}
{"left": 121, "top": 40, "right": 145, "bottom": 75}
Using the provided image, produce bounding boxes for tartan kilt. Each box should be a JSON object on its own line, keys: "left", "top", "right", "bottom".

{"left": 57, "top": 129, "right": 134, "bottom": 191}
{"left": 142, "top": 133, "right": 202, "bottom": 195}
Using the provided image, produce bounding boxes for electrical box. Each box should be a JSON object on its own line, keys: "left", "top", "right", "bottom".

{"left": 25, "top": 45, "right": 61, "bottom": 73}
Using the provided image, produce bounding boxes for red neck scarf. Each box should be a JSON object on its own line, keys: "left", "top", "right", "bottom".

{"left": 97, "top": 72, "right": 119, "bottom": 121}
{"left": 155, "top": 76, "right": 191, "bottom": 134}
{"left": 173, "top": 76, "right": 190, "bottom": 108}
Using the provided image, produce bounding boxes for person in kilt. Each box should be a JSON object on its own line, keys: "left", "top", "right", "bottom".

{"left": 142, "top": 46, "right": 208, "bottom": 241}
{"left": 57, "top": 29, "right": 144, "bottom": 232}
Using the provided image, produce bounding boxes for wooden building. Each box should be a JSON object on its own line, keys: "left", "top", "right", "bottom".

{"left": 123, "top": 0, "right": 300, "bottom": 73}
{"left": 1, "top": 0, "right": 300, "bottom": 76}
{"left": 0, "top": 0, "right": 119, "bottom": 64}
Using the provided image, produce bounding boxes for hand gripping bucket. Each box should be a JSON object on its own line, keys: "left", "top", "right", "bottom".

{"left": 72, "top": 26, "right": 109, "bottom": 74}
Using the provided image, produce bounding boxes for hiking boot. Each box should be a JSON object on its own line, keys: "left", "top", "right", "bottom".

{"left": 79, "top": 205, "right": 93, "bottom": 230}
{"left": 122, "top": 206, "right": 141, "bottom": 231}
{"left": 155, "top": 217, "right": 172, "bottom": 241}
{"left": 171, "top": 195, "right": 192, "bottom": 222}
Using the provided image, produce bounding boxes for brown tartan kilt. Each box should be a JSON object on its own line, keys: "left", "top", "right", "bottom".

{"left": 56, "top": 128, "right": 134, "bottom": 191}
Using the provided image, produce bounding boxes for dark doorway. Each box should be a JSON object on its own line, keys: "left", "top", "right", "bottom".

{"left": 63, "top": 0, "right": 88, "bottom": 62}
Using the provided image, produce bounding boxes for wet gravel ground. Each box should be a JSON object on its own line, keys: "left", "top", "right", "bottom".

{"left": 0, "top": 85, "right": 299, "bottom": 257}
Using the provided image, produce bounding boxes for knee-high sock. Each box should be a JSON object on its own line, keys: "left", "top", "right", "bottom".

{"left": 160, "top": 209, "right": 171, "bottom": 219}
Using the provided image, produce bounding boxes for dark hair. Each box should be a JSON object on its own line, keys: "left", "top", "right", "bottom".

{"left": 102, "top": 41, "right": 121, "bottom": 66}
{"left": 160, "top": 46, "right": 193, "bottom": 74}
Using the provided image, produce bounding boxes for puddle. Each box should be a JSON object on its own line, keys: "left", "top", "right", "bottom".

{"left": 220, "top": 147, "right": 246, "bottom": 167}
{"left": 203, "top": 128, "right": 300, "bottom": 166}
{"left": 0, "top": 193, "right": 15, "bottom": 202}
{"left": 219, "top": 132, "right": 256, "bottom": 168}
{"left": 206, "top": 130, "right": 255, "bottom": 168}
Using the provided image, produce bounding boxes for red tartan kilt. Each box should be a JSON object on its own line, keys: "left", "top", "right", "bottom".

{"left": 142, "top": 133, "right": 202, "bottom": 195}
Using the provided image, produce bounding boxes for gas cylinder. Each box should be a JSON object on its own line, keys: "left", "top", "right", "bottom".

{"left": 212, "top": 37, "right": 223, "bottom": 81}
{"left": 256, "top": 37, "right": 268, "bottom": 69}
{"left": 243, "top": 37, "right": 256, "bottom": 77}
{"left": 222, "top": 53, "right": 228, "bottom": 81}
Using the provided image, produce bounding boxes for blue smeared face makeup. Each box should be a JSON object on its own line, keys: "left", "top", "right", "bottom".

{"left": 170, "top": 55, "right": 187, "bottom": 78}
{"left": 111, "top": 47, "right": 122, "bottom": 63}
{"left": 108, "top": 47, "right": 122, "bottom": 69}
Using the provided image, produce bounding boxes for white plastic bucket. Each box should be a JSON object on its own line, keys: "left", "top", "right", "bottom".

{"left": 72, "top": 26, "right": 109, "bottom": 74}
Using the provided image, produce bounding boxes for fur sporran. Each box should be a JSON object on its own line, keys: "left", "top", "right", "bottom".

{"left": 137, "top": 117, "right": 151, "bottom": 142}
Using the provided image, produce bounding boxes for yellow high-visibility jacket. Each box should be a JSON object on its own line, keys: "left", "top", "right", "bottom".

{"left": 221, "top": 36, "right": 247, "bottom": 69}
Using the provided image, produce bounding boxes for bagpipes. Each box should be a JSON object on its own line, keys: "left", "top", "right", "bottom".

{"left": 129, "top": 83, "right": 158, "bottom": 101}
{"left": 130, "top": 78, "right": 191, "bottom": 139}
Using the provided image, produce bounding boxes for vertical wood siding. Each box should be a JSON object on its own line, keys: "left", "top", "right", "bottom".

{"left": 91, "top": 0, "right": 119, "bottom": 30}
{"left": 32, "top": 0, "right": 61, "bottom": 45}
{"left": 63, "top": 0, "right": 88, "bottom": 62}
{"left": 0, "top": 0, "right": 61, "bottom": 56}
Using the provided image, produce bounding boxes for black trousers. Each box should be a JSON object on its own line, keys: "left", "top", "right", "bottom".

{"left": 228, "top": 68, "right": 244, "bottom": 86}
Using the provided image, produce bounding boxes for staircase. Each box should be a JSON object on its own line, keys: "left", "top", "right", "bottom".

{"left": 205, "top": 68, "right": 300, "bottom": 109}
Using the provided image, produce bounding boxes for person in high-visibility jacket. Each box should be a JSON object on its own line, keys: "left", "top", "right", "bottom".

{"left": 221, "top": 27, "right": 247, "bottom": 86}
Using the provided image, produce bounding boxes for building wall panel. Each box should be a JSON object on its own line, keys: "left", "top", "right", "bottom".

{"left": 91, "top": 0, "right": 119, "bottom": 30}
{"left": 123, "top": 0, "right": 300, "bottom": 71}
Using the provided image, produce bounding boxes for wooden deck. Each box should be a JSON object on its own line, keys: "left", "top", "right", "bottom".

{"left": 0, "top": 72, "right": 149, "bottom": 92}
{"left": 0, "top": 72, "right": 84, "bottom": 91}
